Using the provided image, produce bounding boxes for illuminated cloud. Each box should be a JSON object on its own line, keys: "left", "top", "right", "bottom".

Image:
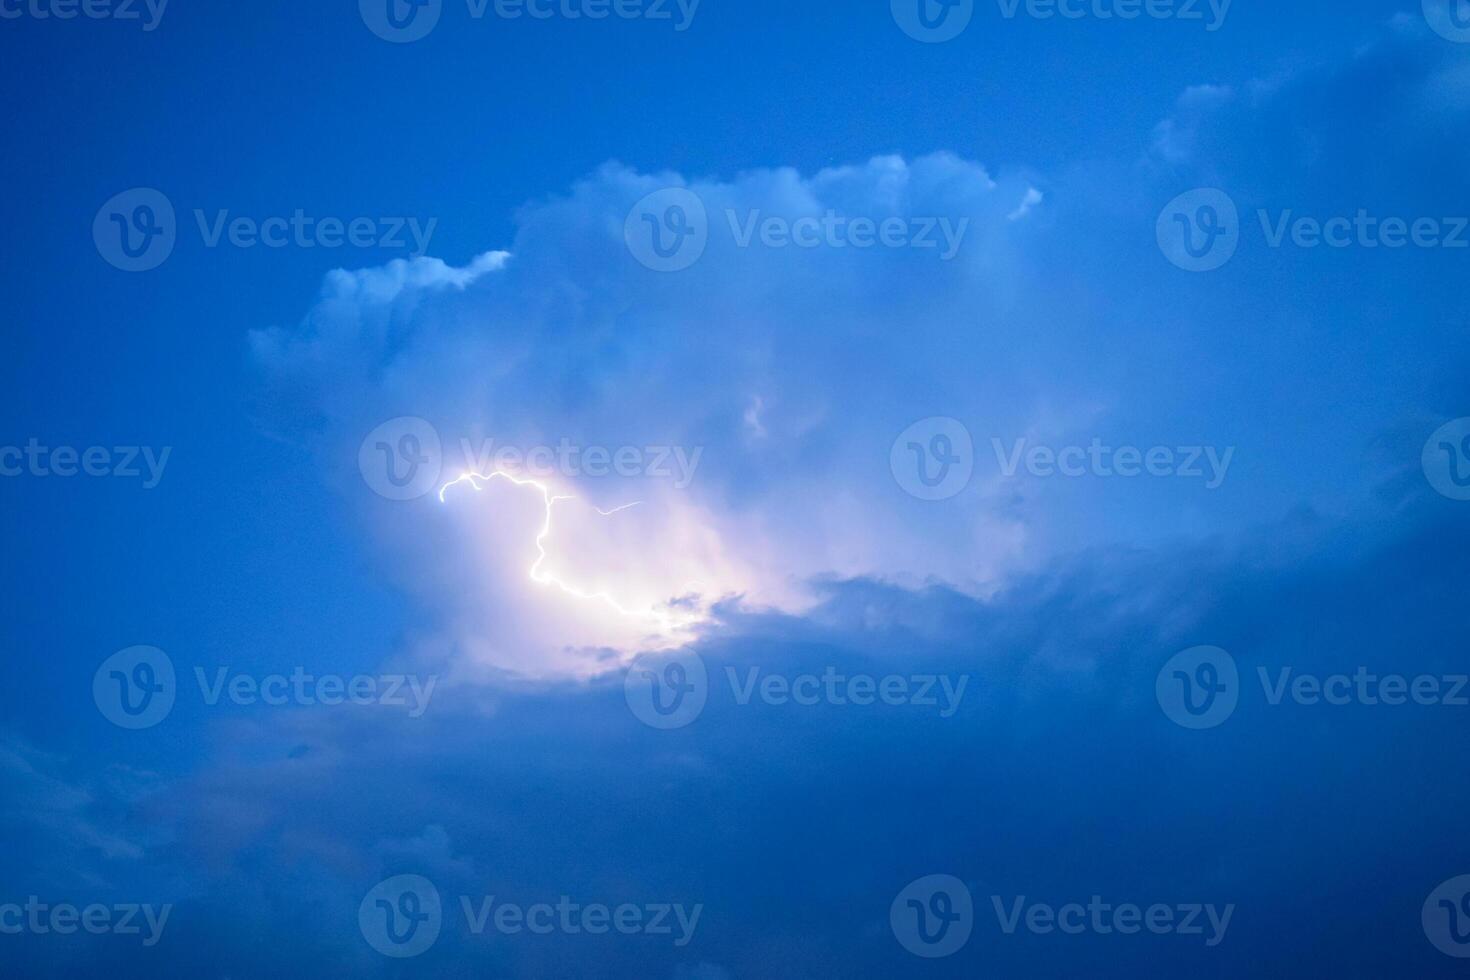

{"left": 252, "top": 154, "right": 1051, "bottom": 675}
{"left": 250, "top": 28, "right": 1470, "bottom": 677}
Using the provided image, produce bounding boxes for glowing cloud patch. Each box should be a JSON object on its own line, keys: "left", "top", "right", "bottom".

{"left": 438, "top": 470, "right": 704, "bottom": 642}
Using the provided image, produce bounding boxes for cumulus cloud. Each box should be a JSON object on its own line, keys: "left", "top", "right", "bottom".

{"left": 247, "top": 30, "right": 1469, "bottom": 692}
{"left": 251, "top": 153, "right": 1066, "bottom": 676}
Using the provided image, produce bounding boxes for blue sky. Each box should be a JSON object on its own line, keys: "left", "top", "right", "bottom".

{"left": 3, "top": 0, "right": 1470, "bottom": 976}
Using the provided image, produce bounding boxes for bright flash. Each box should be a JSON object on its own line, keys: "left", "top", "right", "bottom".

{"left": 437, "top": 470, "right": 701, "bottom": 638}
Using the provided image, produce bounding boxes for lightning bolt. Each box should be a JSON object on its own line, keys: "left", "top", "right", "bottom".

{"left": 438, "top": 470, "right": 693, "bottom": 635}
